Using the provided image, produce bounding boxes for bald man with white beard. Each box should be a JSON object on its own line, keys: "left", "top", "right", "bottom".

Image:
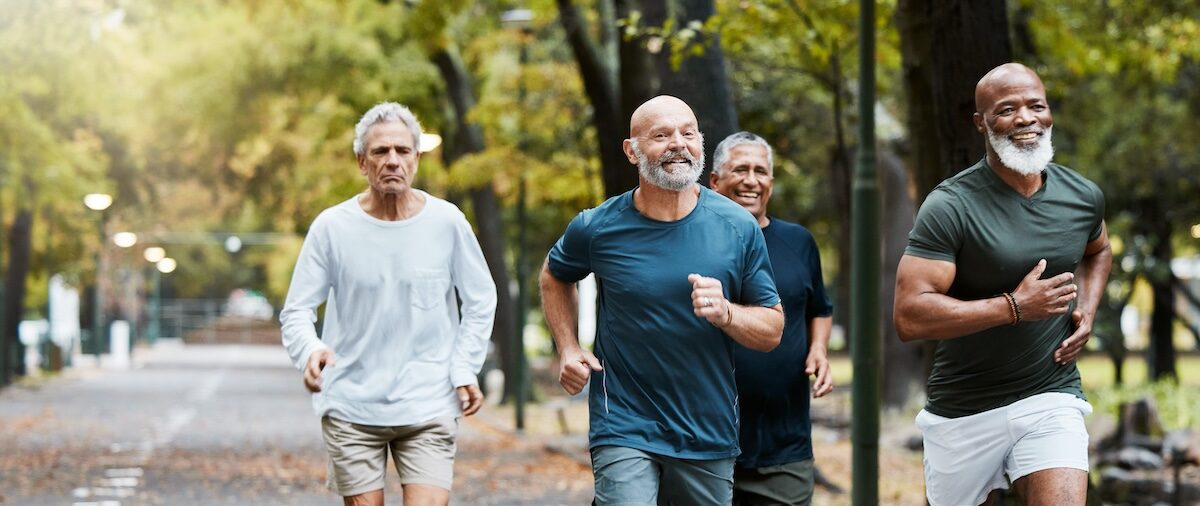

{"left": 894, "top": 63, "right": 1112, "bottom": 505}
{"left": 540, "top": 96, "right": 784, "bottom": 505}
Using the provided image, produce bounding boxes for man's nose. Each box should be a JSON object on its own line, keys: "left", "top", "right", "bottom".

{"left": 1014, "top": 107, "right": 1037, "bottom": 126}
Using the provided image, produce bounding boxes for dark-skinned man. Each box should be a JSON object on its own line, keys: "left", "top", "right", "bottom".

{"left": 894, "top": 63, "right": 1112, "bottom": 506}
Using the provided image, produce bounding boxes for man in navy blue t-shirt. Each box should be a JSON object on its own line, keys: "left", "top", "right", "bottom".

{"left": 711, "top": 132, "right": 835, "bottom": 506}
{"left": 540, "top": 96, "right": 785, "bottom": 505}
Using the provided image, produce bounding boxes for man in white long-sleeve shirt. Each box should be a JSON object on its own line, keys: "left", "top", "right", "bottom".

{"left": 280, "top": 102, "right": 497, "bottom": 506}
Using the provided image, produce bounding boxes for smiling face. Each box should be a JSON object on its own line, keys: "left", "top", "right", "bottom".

{"left": 357, "top": 121, "right": 419, "bottom": 196}
{"left": 710, "top": 143, "right": 773, "bottom": 225}
{"left": 974, "top": 64, "right": 1055, "bottom": 175}
{"left": 624, "top": 96, "right": 705, "bottom": 191}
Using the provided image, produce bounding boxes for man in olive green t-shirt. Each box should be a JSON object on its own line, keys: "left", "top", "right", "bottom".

{"left": 894, "top": 63, "right": 1112, "bottom": 506}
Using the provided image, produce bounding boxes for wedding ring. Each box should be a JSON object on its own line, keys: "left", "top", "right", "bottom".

{"left": 703, "top": 296, "right": 712, "bottom": 307}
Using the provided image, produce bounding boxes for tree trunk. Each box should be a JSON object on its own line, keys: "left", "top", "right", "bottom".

{"left": 3, "top": 208, "right": 33, "bottom": 380}
{"left": 557, "top": 0, "right": 634, "bottom": 198}
{"left": 431, "top": 49, "right": 519, "bottom": 400}
{"left": 899, "top": 0, "right": 1012, "bottom": 199}
{"left": 1147, "top": 222, "right": 1178, "bottom": 381}
{"left": 642, "top": 0, "right": 739, "bottom": 181}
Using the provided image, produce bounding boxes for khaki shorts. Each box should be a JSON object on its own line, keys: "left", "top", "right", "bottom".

{"left": 321, "top": 415, "right": 458, "bottom": 497}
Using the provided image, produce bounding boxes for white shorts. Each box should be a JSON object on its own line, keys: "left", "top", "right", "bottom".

{"left": 916, "top": 392, "right": 1092, "bottom": 506}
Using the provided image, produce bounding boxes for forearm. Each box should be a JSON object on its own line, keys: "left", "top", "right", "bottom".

{"left": 808, "top": 316, "right": 833, "bottom": 354}
{"left": 540, "top": 266, "right": 582, "bottom": 355}
{"left": 895, "top": 292, "right": 1013, "bottom": 341}
{"left": 721, "top": 303, "right": 784, "bottom": 352}
{"left": 1075, "top": 244, "right": 1112, "bottom": 317}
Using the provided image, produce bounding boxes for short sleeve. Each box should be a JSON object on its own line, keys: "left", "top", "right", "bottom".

{"left": 739, "top": 225, "right": 781, "bottom": 308}
{"left": 904, "top": 188, "right": 964, "bottom": 263}
{"left": 1088, "top": 182, "right": 1106, "bottom": 242}
{"left": 547, "top": 210, "right": 595, "bottom": 283}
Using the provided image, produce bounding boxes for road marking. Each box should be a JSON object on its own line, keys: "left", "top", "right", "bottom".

{"left": 70, "top": 368, "right": 227, "bottom": 504}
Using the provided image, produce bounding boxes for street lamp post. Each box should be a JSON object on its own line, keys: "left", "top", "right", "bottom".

{"left": 143, "top": 247, "right": 165, "bottom": 344}
{"left": 84, "top": 193, "right": 113, "bottom": 359}
{"left": 502, "top": 7, "right": 533, "bottom": 432}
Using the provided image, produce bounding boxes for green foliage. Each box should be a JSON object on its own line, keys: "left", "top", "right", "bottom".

{"left": 1087, "top": 379, "right": 1200, "bottom": 431}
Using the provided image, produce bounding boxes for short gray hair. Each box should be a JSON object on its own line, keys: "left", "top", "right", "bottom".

{"left": 353, "top": 102, "right": 423, "bottom": 156}
{"left": 712, "top": 131, "right": 773, "bottom": 176}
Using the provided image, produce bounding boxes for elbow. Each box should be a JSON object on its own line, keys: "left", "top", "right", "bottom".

{"left": 894, "top": 313, "right": 922, "bottom": 343}
{"left": 758, "top": 332, "right": 782, "bottom": 352}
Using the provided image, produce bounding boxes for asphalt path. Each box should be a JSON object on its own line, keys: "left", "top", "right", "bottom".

{"left": 0, "top": 343, "right": 592, "bottom": 505}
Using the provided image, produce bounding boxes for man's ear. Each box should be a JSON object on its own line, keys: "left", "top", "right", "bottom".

{"left": 622, "top": 139, "right": 638, "bottom": 165}
{"left": 357, "top": 154, "right": 367, "bottom": 175}
{"left": 973, "top": 112, "right": 986, "bottom": 134}
{"left": 708, "top": 171, "right": 719, "bottom": 187}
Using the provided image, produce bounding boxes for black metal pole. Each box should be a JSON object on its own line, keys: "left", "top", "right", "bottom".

{"left": 851, "top": 0, "right": 880, "bottom": 504}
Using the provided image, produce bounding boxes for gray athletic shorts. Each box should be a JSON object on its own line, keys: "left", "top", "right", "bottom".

{"left": 320, "top": 415, "right": 458, "bottom": 497}
{"left": 591, "top": 445, "right": 734, "bottom": 505}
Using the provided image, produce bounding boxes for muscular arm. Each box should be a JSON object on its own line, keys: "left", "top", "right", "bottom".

{"left": 893, "top": 256, "right": 1013, "bottom": 341}
{"left": 540, "top": 259, "right": 580, "bottom": 353}
{"left": 539, "top": 257, "right": 601, "bottom": 394}
{"left": 1072, "top": 223, "right": 1112, "bottom": 324}
{"left": 689, "top": 274, "right": 783, "bottom": 352}
{"left": 1055, "top": 222, "right": 1112, "bottom": 363}
{"left": 722, "top": 303, "right": 785, "bottom": 352}
{"left": 895, "top": 250, "right": 1083, "bottom": 343}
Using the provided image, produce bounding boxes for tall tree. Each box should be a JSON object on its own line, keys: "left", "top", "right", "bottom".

{"left": 558, "top": 0, "right": 740, "bottom": 195}
{"left": 897, "top": 0, "right": 1012, "bottom": 200}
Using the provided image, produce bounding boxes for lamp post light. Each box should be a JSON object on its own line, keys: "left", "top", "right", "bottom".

{"left": 502, "top": 7, "right": 534, "bottom": 432}
{"left": 84, "top": 193, "right": 113, "bottom": 358}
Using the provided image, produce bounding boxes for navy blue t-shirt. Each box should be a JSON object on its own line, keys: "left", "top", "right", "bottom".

{"left": 734, "top": 218, "right": 833, "bottom": 469}
{"left": 548, "top": 187, "right": 781, "bottom": 459}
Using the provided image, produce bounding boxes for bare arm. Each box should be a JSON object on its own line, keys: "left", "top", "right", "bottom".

{"left": 893, "top": 255, "right": 1079, "bottom": 342}
{"left": 807, "top": 316, "right": 834, "bottom": 397}
{"left": 539, "top": 258, "right": 601, "bottom": 394}
{"left": 1055, "top": 222, "right": 1113, "bottom": 364}
{"left": 689, "top": 274, "right": 784, "bottom": 352}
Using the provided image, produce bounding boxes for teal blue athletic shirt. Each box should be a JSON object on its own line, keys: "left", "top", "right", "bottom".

{"left": 905, "top": 159, "right": 1105, "bottom": 418}
{"left": 548, "top": 186, "right": 781, "bottom": 459}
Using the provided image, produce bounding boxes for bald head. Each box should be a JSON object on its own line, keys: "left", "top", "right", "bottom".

{"left": 975, "top": 63, "right": 1045, "bottom": 113}
{"left": 629, "top": 95, "right": 697, "bottom": 138}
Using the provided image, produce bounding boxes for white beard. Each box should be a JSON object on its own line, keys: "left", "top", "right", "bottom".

{"left": 632, "top": 141, "right": 704, "bottom": 191}
{"left": 987, "top": 125, "right": 1054, "bottom": 176}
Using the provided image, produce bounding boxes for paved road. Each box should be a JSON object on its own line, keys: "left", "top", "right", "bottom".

{"left": 0, "top": 342, "right": 592, "bottom": 505}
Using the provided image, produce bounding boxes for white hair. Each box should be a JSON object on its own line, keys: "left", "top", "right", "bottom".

{"left": 986, "top": 125, "right": 1054, "bottom": 176}
{"left": 712, "top": 131, "right": 773, "bottom": 176}
{"left": 353, "top": 102, "right": 423, "bottom": 156}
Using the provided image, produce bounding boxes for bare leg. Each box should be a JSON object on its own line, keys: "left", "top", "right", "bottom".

{"left": 978, "top": 489, "right": 1003, "bottom": 505}
{"left": 402, "top": 483, "right": 450, "bottom": 506}
{"left": 343, "top": 489, "right": 384, "bottom": 506}
{"left": 1012, "top": 468, "right": 1087, "bottom": 506}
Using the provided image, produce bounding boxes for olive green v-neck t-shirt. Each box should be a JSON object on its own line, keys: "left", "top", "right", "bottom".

{"left": 904, "top": 159, "right": 1105, "bottom": 418}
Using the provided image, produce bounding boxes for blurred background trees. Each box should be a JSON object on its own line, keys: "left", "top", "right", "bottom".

{"left": 1, "top": 0, "right": 1197, "bottom": 402}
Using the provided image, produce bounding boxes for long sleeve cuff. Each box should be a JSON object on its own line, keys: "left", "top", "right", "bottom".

{"left": 450, "top": 367, "right": 479, "bottom": 388}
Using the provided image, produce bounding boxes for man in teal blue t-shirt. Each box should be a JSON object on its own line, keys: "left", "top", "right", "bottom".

{"left": 540, "top": 96, "right": 784, "bottom": 505}
{"left": 895, "top": 63, "right": 1111, "bottom": 506}
{"left": 710, "top": 131, "right": 834, "bottom": 506}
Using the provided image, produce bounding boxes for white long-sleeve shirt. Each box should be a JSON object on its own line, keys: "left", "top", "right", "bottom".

{"left": 280, "top": 191, "right": 497, "bottom": 426}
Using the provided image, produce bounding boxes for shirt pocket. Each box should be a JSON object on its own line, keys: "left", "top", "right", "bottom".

{"left": 410, "top": 269, "right": 450, "bottom": 310}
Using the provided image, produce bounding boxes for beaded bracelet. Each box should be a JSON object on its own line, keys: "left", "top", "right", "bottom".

{"left": 1002, "top": 292, "right": 1021, "bottom": 325}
